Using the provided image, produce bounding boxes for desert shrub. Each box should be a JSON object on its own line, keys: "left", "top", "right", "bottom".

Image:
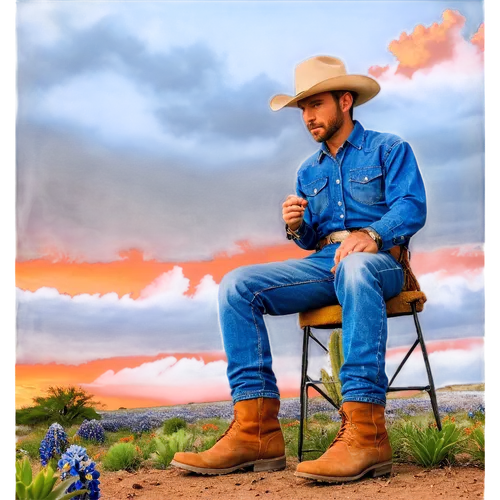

{"left": 466, "top": 426, "right": 485, "bottom": 467}
{"left": 134, "top": 432, "right": 158, "bottom": 460}
{"left": 395, "top": 421, "right": 465, "bottom": 467}
{"left": 152, "top": 429, "right": 193, "bottom": 469}
{"left": 387, "top": 422, "right": 409, "bottom": 462}
{"left": 16, "top": 386, "right": 102, "bottom": 427}
{"left": 16, "top": 406, "right": 55, "bottom": 427}
{"left": 163, "top": 417, "right": 187, "bottom": 435}
{"left": 102, "top": 442, "right": 142, "bottom": 472}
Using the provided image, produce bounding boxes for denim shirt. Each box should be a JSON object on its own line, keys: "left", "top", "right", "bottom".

{"left": 293, "top": 120, "right": 426, "bottom": 252}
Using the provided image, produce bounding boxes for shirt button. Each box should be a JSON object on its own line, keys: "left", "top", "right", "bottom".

{"left": 340, "top": 214, "right": 344, "bottom": 219}
{"left": 338, "top": 201, "right": 342, "bottom": 206}
{"left": 364, "top": 176, "right": 369, "bottom": 181}
{"left": 336, "top": 179, "right": 340, "bottom": 184}
{"left": 313, "top": 188, "right": 318, "bottom": 194}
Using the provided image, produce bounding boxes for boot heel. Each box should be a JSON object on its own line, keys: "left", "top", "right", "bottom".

{"left": 371, "top": 462, "right": 392, "bottom": 478}
{"left": 252, "top": 456, "right": 286, "bottom": 472}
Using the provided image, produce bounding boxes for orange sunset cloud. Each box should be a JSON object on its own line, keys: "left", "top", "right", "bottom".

{"left": 16, "top": 243, "right": 483, "bottom": 300}
{"left": 16, "top": 338, "right": 483, "bottom": 410}
{"left": 368, "top": 9, "right": 483, "bottom": 79}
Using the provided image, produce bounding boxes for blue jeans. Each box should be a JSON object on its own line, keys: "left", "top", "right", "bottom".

{"left": 218, "top": 244, "right": 404, "bottom": 407}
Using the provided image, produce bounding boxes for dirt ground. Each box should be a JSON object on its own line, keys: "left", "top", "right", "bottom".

{"left": 100, "top": 458, "right": 484, "bottom": 500}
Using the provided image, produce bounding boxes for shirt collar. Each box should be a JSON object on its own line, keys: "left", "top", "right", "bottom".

{"left": 317, "top": 120, "right": 365, "bottom": 163}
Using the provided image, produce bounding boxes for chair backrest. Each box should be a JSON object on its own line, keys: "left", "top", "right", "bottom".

{"left": 398, "top": 246, "right": 421, "bottom": 293}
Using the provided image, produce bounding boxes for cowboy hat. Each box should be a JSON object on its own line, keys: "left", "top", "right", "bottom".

{"left": 269, "top": 56, "right": 380, "bottom": 111}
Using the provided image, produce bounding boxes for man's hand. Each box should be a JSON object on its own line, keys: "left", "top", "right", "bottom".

{"left": 282, "top": 195, "right": 308, "bottom": 230}
{"left": 331, "top": 231, "right": 378, "bottom": 273}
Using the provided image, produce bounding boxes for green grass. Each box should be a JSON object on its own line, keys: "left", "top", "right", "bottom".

{"left": 16, "top": 410, "right": 486, "bottom": 474}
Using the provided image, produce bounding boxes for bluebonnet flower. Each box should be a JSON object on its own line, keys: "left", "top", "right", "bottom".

{"left": 100, "top": 420, "right": 120, "bottom": 432}
{"left": 58, "top": 445, "right": 101, "bottom": 500}
{"left": 77, "top": 419, "right": 105, "bottom": 443}
{"left": 95, "top": 390, "right": 484, "bottom": 433}
{"left": 39, "top": 422, "right": 68, "bottom": 466}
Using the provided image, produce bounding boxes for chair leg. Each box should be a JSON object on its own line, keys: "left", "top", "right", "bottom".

{"left": 298, "top": 326, "right": 310, "bottom": 462}
{"left": 411, "top": 303, "right": 442, "bottom": 431}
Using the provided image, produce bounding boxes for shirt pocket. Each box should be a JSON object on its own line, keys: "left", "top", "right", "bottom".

{"left": 302, "top": 177, "right": 330, "bottom": 215}
{"left": 349, "top": 166, "right": 384, "bottom": 205}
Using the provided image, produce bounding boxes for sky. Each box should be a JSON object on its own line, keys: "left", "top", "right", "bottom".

{"left": 10, "top": 0, "right": 491, "bottom": 413}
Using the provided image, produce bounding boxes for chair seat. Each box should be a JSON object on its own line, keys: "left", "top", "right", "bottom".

{"left": 299, "top": 291, "right": 427, "bottom": 329}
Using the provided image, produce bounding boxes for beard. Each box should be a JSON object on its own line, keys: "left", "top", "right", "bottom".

{"left": 309, "top": 109, "right": 344, "bottom": 143}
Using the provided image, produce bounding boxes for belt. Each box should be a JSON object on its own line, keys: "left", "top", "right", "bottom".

{"left": 316, "top": 229, "right": 403, "bottom": 261}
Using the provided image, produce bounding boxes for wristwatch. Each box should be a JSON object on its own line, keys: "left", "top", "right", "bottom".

{"left": 285, "top": 224, "right": 301, "bottom": 240}
{"left": 358, "top": 227, "right": 382, "bottom": 250}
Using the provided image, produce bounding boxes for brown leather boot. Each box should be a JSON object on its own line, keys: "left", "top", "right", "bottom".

{"left": 171, "top": 397, "right": 286, "bottom": 475}
{"left": 295, "top": 401, "right": 392, "bottom": 482}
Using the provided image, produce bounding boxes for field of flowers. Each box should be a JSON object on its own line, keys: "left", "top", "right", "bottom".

{"left": 15, "top": 389, "right": 485, "bottom": 499}
{"left": 96, "top": 389, "right": 485, "bottom": 428}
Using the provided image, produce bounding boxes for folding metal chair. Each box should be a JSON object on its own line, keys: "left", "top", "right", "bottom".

{"left": 297, "top": 290, "right": 442, "bottom": 462}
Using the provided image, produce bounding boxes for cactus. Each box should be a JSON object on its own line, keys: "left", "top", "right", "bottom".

{"left": 320, "top": 329, "right": 344, "bottom": 407}
{"left": 15, "top": 458, "right": 86, "bottom": 500}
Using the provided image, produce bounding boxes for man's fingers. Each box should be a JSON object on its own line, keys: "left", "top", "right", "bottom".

{"left": 283, "top": 208, "right": 305, "bottom": 222}
{"left": 351, "top": 241, "right": 369, "bottom": 253}
{"left": 333, "top": 239, "right": 367, "bottom": 268}
{"left": 286, "top": 216, "right": 303, "bottom": 226}
{"left": 283, "top": 204, "right": 304, "bottom": 214}
{"left": 284, "top": 210, "right": 304, "bottom": 217}
{"left": 283, "top": 196, "right": 308, "bottom": 208}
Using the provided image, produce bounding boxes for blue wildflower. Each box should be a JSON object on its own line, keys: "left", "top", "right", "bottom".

{"left": 58, "top": 445, "right": 101, "bottom": 500}
{"left": 39, "top": 422, "right": 68, "bottom": 466}
{"left": 77, "top": 419, "right": 105, "bottom": 443}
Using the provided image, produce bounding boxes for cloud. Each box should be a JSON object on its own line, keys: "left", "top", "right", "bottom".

{"left": 92, "top": 356, "right": 225, "bottom": 386}
{"left": 17, "top": 17, "right": 222, "bottom": 95}
{"left": 92, "top": 341, "right": 486, "bottom": 388}
{"left": 368, "top": 9, "right": 486, "bottom": 87}
{"left": 17, "top": 84, "right": 485, "bottom": 263}
{"left": 16, "top": 120, "right": 308, "bottom": 263}
{"left": 17, "top": 15, "right": 291, "bottom": 145}
{"left": 15, "top": 5, "right": 485, "bottom": 262}
{"left": 154, "top": 73, "right": 287, "bottom": 141}
{"left": 386, "top": 343, "right": 484, "bottom": 389}
{"left": 16, "top": 259, "right": 484, "bottom": 368}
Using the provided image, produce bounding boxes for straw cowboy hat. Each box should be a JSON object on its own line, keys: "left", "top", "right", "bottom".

{"left": 269, "top": 56, "right": 380, "bottom": 111}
